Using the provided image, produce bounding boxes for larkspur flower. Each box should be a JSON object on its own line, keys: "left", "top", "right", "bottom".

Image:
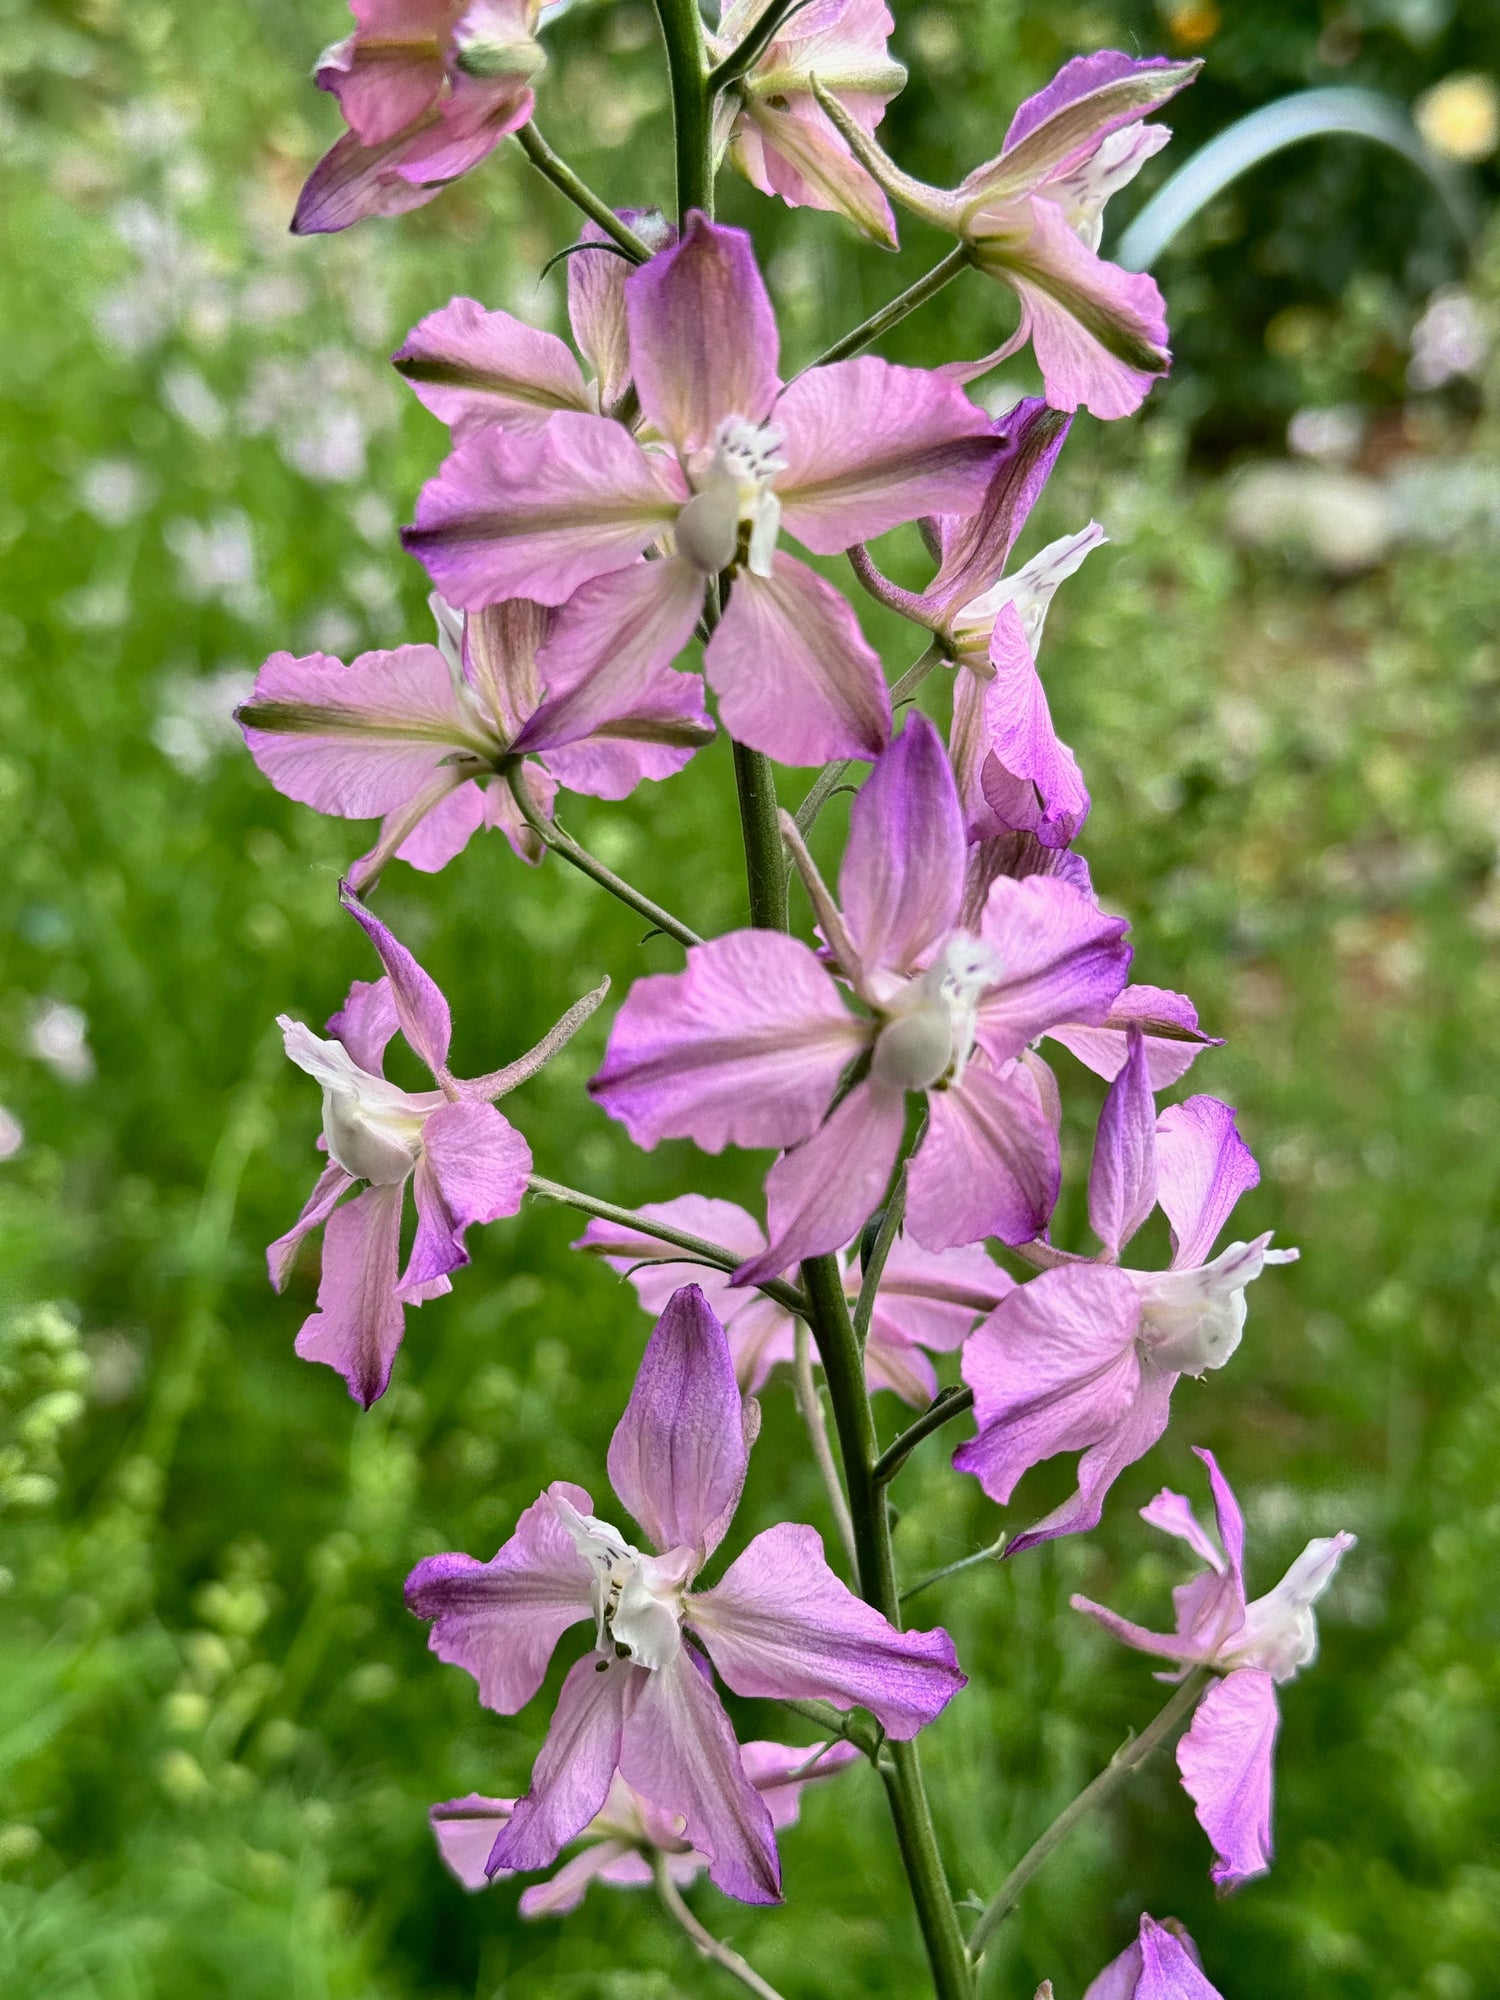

{"left": 293, "top": 0, "right": 545, "bottom": 235}
{"left": 271, "top": 886, "right": 603, "bottom": 1406}
{"left": 1068, "top": 1913, "right": 1223, "bottom": 2000}
{"left": 1072, "top": 1448, "right": 1354, "bottom": 1889}
{"left": 431, "top": 1739, "right": 858, "bottom": 1907}
{"left": 955, "top": 1031, "right": 1297, "bottom": 1551}
{"left": 709, "top": 0, "right": 906, "bottom": 245}
{"left": 576, "top": 1193, "right": 1011, "bottom": 1405}
{"left": 403, "top": 214, "right": 1002, "bottom": 765}
{"left": 239, "top": 594, "right": 711, "bottom": 887}
{"left": 816, "top": 52, "right": 1199, "bottom": 418}
{"left": 591, "top": 713, "right": 1131, "bottom": 1270}
{"left": 406, "top": 1284, "right": 964, "bottom": 1902}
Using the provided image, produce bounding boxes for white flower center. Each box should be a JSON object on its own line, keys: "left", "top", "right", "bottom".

{"left": 871, "top": 934, "right": 1004, "bottom": 1092}
{"left": 1221, "top": 1535, "right": 1354, "bottom": 1682}
{"left": 1133, "top": 1238, "right": 1294, "bottom": 1377}
{"left": 280, "top": 1019, "right": 433, "bottom": 1185}
{"left": 554, "top": 1496, "right": 689, "bottom": 1672}
{"left": 674, "top": 417, "right": 785, "bottom": 578}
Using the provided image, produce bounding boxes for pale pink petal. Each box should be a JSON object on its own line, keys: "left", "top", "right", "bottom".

{"left": 405, "top": 1480, "right": 596, "bottom": 1712}
{"left": 737, "top": 1078, "right": 907, "bottom": 1283}
{"left": 907, "top": 1058, "right": 1060, "bottom": 1250}
{"left": 293, "top": 127, "right": 457, "bottom": 235}
{"left": 838, "top": 712, "right": 963, "bottom": 981}
{"left": 624, "top": 214, "right": 781, "bottom": 453}
{"left": 1154, "top": 1098, "right": 1259, "bottom": 1270}
{"left": 862, "top": 1335, "right": 939, "bottom": 1407}
{"left": 706, "top": 555, "right": 890, "bottom": 764}
{"left": 392, "top": 777, "right": 491, "bottom": 874}
{"left": 1134, "top": 1915, "right": 1224, "bottom": 2000}
{"left": 293, "top": 1179, "right": 408, "bottom": 1408}
{"left": 1068, "top": 1590, "right": 1206, "bottom": 1669}
{"left": 869, "top": 1237, "right": 1014, "bottom": 1356}
{"left": 328, "top": 975, "right": 401, "bottom": 1075}
{"left": 268, "top": 1161, "right": 354, "bottom": 1291}
{"left": 923, "top": 398, "right": 1071, "bottom": 617}
{"left": 430, "top": 1794, "right": 514, "bottom": 1891}
{"left": 569, "top": 214, "right": 671, "bottom": 412}
{"left": 1047, "top": 984, "right": 1219, "bottom": 1090}
{"left": 1088, "top": 1027, "right": 1157, "bottom": 1259}
{"left": 518, "top": 1839, "right": 638, "bottom": 1915}
{"left": 536, "top": 669, "right": 712, "bottom": 798}
{"left": 317, "top": 24, "right": 445, "bottom": 148}
{"left": 394, "top": 296, "right": 590, "bottom": 438}
{"left": 733, "top": 97, "right": 897, "bottom": 244}
{"left": 960, "top": 829, "right": 1095, "bottom": 925}
{"left": 1192, "top": 1446, "right": 1246, "bottom": 1590}
{"left": 724, "top": 1295, "right": 798, "bottom": 1393}
{"left": 401, "top": 1099, "right": 531, "bottom": 1294}
{"left": 402, "top": 413, "right": 684, "bottom": 609}
{"left": 491, "top": 1654, "right": 639, "bottom": 1873}
{"left": 973, "top": 874, "right": 1131, "bottom": 1065}
{"left": 389, "top": 74, "right": 532, "bottom": 186}
{"left": 590, "top": 931, "right": 864, "bottom": 1152}
{"left": 577, "top": 1196, "right": 767, "bottom": 1319}
{"left": 740, "top": 1737, "right": 861, "bottom": 1831}
{"left": 1176, "top": 1667, "right": 1279, "bottom": 1889}
{"left": 1140, "top": 1485, "right": 1227, "bottom": 1577}
{"left": 692, "top": 1521, "right": 964, "bottom": 1740}
{"left": 1002, "top": 1361, "right": 1176, "bottom": 1554}
{"left": 484, "top": 762, "right": 553, "bottom": 863}
{"left": 995, "top": 52, "right": 1198, "bottom": 182}
{"left": 341, "top": 888, "right": 452, "bottom": 1075}
{"left": 971, "top": 606, "right": 1090, "bottom": 848}
{"left": 608, "top": 1285, "right": 750, "bottom": 1559}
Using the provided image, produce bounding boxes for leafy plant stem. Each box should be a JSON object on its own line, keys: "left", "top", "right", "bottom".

{"left": 652, "top": 0, "right": 715, "bottom": 222}
{"left": 513, "top": 123, "right": 653, "bottom": 260}
{"left": 652, "top": 1852, "right": 791, "bottom": 2000}
{"left": 872, "top": 1386, "right": 975, "bottom": 1487}
{"left": 505, "top": 765, "right": 703, "bottom": 948}
{"left": 808, "top": 247, "right": 972, "bottom": 369}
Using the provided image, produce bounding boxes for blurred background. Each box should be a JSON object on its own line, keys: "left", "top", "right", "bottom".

{"left": 2, "top": 1, "right": 1499, "bottom": 1995}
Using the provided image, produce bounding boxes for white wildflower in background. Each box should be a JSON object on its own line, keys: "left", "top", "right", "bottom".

{"left": 0, "top": 1107, "right": 23, "bottom": 1161}
{"left": 161, "top": 363, "right": 227, "bottom": 440}
{"left": 240, "top": 348, "right": 395, "bottom": 485}
{"left": 1287, "top": 405, "right": 1365, "bottom": 464}
{"left": 163, "top": 511, "right": 265, "bottom": 620}
{"left": 1409, "top": 288, "right": 1491, "bottom": 391}
{"left": 77, "top": 459, "right": 156, "bottom": 528}
{"left": 28, "top": 1001, "right": 94, "bottom": 1084}
{"left": 152, "top": 665, "right": 257, "bottom": 778}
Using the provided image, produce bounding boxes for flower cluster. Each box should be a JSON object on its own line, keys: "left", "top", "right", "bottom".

{"left": 242, "top": 8, "right": 1355, "bottom": 1994}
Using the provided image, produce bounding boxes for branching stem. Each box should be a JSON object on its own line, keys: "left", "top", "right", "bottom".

{"left": 872, "top": 1386, "right": 974, "bottom": 1487}
{"left": 505, "top": 766, "right": 703, "bottom": 949}
{"left": 808, "top": 247, "right": 972, "bottom": 369}
{"left": 652, "top": 1853, "right": 790, "bottom": 2000}
{"left": 514, "top": 124, "right": 653, "bottom": 261}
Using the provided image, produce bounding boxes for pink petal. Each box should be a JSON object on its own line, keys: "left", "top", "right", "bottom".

{"left": 738, "top": 1078, "right": 907, "bottom": 1283}
{"left": 864, "top": 1333, "right": 938, "bottom": 1406}
{"left": 430, "top": 1794, "right": 514, "bottom": 1891}
{"left": 869, "top": 1237, "right": 1014, "bottom": 1356}
{"left": 838, "top": 712, "right": 963, "bottom": 981}
{"left": 389, "top": 73, "right": 532, "bottom": 186}
{"left": 608, "top": 1285, "right": 750, "bottom": 1560}
{"left": 1134, "top": 1915, "right": 1224, "bottom": 2000}
{"left": 971, "top": 607, "right": 1090, "bottom": 848}
{"left": 1068, "top": 1590, "right": 1205, "bottom": 1669}
{"left": 341, "top": 888, "right": 453, "bottom": 1075}
{"left": 973, "top": 874, "right": 1131, "bottom": 1065}
{"left": 955, "top": 1263, "right": 1142, "bottom": 1504}
{"left": 590, "top": 931, "right": 864, "bottom": 1152}
{"left": 536, "top": 671, "right": 712, "bottom": 799}
{"left": 740, "top": 1737, "right": 861, "bottom": 1831}
{"left": 1088, "top": 1027, "right": 1158, "bottom": 1259}
{"left": 907, "top": 1058, "right": 1060, "bottom": 1250}
{"left": 618, "top": 1647, "right": 781, "bottom": 1904}
{"left": 1155, "top": 1098, "right": 1260, "bottom": 1270}
{"left": 1048, "top": 984, "right": 1219, "bottom": 1090}
{"left": 1176, "top": 1667, "right": 1279, "bottom": 1889}
{"left": 404, "top": 1480, "right": 596, "bottom": 1712}
{"left": 960, "top": 828, "right": 1095, "bottom": 927}
{"left": 1001, "top": 1361, "right": 1176, "bottom": 1554}
{"left": 569, "top": 215, "right": 668, "bottom": 413}
{"left": 999, "top": 53, "right": 1198, "bottom": 180}
{"left": 268, "top": 1160, "right": 354, "bottom": 1292}
{"left": 402, "top": 412, "right": 683, "bottom": 609}
{"left": 391, "top": 777, "right": 491, "bottom": 875}
{"left": 518, "top": 1839, "right": 638, "bottom": 1916}
{"left": 401, "top": 1099, "right": 531, "bottom": 1294}
{"left": 328, "top": 975, "right": 401, "bottom": 1075}
{"left": 706, "top": 555, "right": 890, "bottom": 765}
{"left": 774, "top": 357, "right": 997, "bottom": 552}
{"left": 491, "top": 1654, "right": 639, "bottom": 1873}
{"left": 1192, "top": 1445, "right": 1246, "bottom": 1591}
{"left": 394, "top": 296, "right": 591, "bottom": 438}
{"left": 462, "top": 597, "right": 548, "bottom": 740}
{"left": 692, "top": 1521, "right": 965, "bottom": 1739}
{"left": 923, "top": 398, "right": 1071, "bottom": 618}
{"left": 293, "top": 126, "right": 459, "bottom": 235}
{"left": 577, "top": 1195, "right": 768, "bottom": 1317}
{"left": 1140, "top": 1486, "right": 1228, "bottom": 1577}
{"left": 293, "top": 1179, "right": 408, "bottom": 1408}
{"left": 624, "top": 214, "right": 781, "bottom": 453}
{"left": 317, "top": 25, "right": 445, "bottom": 149}
{"left": 732, "top": 97, "right": 898, "bottom": 244}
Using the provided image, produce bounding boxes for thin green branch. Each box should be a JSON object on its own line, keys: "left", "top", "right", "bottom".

{"left": 793, "top": 1320, "right": 859, "bottom": 1575}
{"left": 872, "top": 1386, "right": 975, "bottom": 1488}
{"left": 505, "top": 765, "right": 703, "bottom": 950}
{"left": 808, "top": 247, "right": 972, "bottom": 370}
{"left": 652, "top": 0, "right": 715, "bottom": 220}
{"left": 852, "top": 1164, "right": 907, "bottom": 1347}
{"left": 513, "top": 123, "right": 653, "bottom": 261}
{"left": 775, "top": 1697, "right": 883, "bottom": 1760}
{"left": 900, "top": 1538, "right": 1006, "bottom": 1607}
{"left": 705, "top": 0, "right": 811, "bottom": 92}
{"left": 652, "top": 1853, "right": 790, "bottom": 2000}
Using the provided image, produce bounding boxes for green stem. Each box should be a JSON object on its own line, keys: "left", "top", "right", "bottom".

{"left": 966, "top": 1668, "right": 1212, "bottom": 1964}
{"left": 652, "top": 1853, "right": 790, "bottom": 2000}
{"left": 732, "top": 742, "right": 788, "bottom": 928}
{"left": 872, "top": 1386, "right": 975, "bottom": 1487}
{"left": 900, "top": 1538, "right": 1006, "bottom": 1608}
{"left": 775, "top": 1697, "right": 883, "bottom": 1759}
{"left": 704, "top": 0, "right": 810, "bottom": 92}
{"left": 852, "top": 1161, "right": 907, "bottom": 1347}
{"left": 506, "top": 766, "right": 703, "bottom": 949}
{"left": 652, "top": 0, "right": 715, "bottom": 221}
{"left": 809, "top": 247, "right": 972, "bottom": 370}
{"left": 793, "top": 1319, "right": 859, "bottom": 1575}
{"left": 513, "top": 123, "right": 653, "bottom": 261}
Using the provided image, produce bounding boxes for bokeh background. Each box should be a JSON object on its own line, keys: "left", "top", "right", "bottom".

{"left": 3, "top": 1, "right": 1500, "bottom": 1995}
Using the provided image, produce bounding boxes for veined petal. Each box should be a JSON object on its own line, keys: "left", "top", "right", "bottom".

{"left": 1068, "top": 1590, "right": 1209, "bottom": 1669}
{"left": 1155, "top": 1097, "right": 1260, "bottom": 1270}
{"left": 775, "top": 358, "right": 996, "bottom": 552}
{"left": 1134, "top": 1916, "right": 1224, "bottom": 2000}
{"left": 577, "top": 1195, "right": 769, "bottom": 1314}
{"left": 737, "top": 1078, "right": 907, "bottom": 1283}
{"left": 839, "top": 712, "right": 964, "bottom": 981}
{"left": 293, "top": 125, "right": 461, "bottom": 236}
{"left": 907, "top": 1058, "right": 1060, "bottom": 1250}
{"left": 404, "top": 1480, "right": 596, "bottom": 1712}
{"left": 869, "top": 1237, "right": 1014, "bottom": 1356}
{"left": 923, "top": 398, "right": 1071, "bottom": 617}
{"left": 341, "top": 887, "right": 453, "bottom": 1076}
{"left": 403, "top": 412, "right": 684, "bottom": 609}
{"left": 389, "top": 72, "right": 533, "bottom": 185}
{"left": 535, "top": 665, "right": 713, "bottom": 800}
{"left": 707, "top": 555, "right": 890, "bottom": 765}
{"left": 970, "top": 610, "right": 1090, "bottom": 848}
{"left": 1088, "top": 1027, "right": 1157, "bottom": 1259}
{"left": 387, "top": 774, "right": 490, "bottom": 877}
{"left": 1176, "top": 1667, "right": 1279, "bottom": 1889}
{"left": 328, "top": 975, "right": 401, "bottom": 1076}
{"left": 294, "top": 1180, "right": 408, "bottom": 1408}
{"left": 590, "top": 931, "right": 864, "bottom": 1152}
{"left": 973, "top": 873, "right": 1131, "bottom": 1064}
{"left": 317, "top": 16, "right": 447, "bottom": 148}
{"left": 490, "top": 1654, "right": 639, "bottom": 1873}
{"left": 693, "top": 1521, "right": 964, "bottom": 1738}
{"left": 733, "top": 97, "right": 898, "bottom": 245}
{"left": 570, "top": 213, "right": 672, "bottom": 413}
{"left": 430, "top": 1794, "right": 516, "bottom": 1892}
{"left": 268, "top": 1160, "right": 354, "bottom": 1292}
{"left": 982, "top": 52, "right": 1199, "bottom": 194}
{"left": 394, "top": 296, "right": 591, "bottom": 438}
{"left": 1047, "top": 984, "right": 1219, "bottom": 1090}
{"left": 401, "top": 1099, "right": 531, "bottom": 1295}
{"left": 1001, "top": 1360, "right": 1176, "bottom": 1555}
{"left": 741, "top": 1736, "right": 861, "bottom": 1831}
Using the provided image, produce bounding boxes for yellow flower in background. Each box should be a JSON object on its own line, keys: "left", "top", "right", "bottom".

{"left": 1414, "top": 71, "right": 1500, "bottom": 163}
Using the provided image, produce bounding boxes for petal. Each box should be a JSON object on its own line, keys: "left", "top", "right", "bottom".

{"left": 401, "top": 1099, "right": 531, "bottom": 1294}
{"left": 693, "top": 1521, "right": 965, "bottom": 1739}
{"left": 738, "top": 1078, "right": 907, "bottom": 1283}
{"left": 430, "top": 1795, "right": 514, "bottom": 1891}
{"left": 590, "top": 931, "right": 864, "bottom": 1152}
{"left": 960, "top": 828, "right": 1096, "bottom": 926}
{"left": 341, "top": 887, "right": 452, "bottom": 1075}
{"left": 740, "top": 1737, "right": 861, "bottom": 1831}
{"left": 394, "top": 296, "right": 591, "bottom": 438}
{"left": 1140, "top": 1483, "right": 1228, "bottom": 1578}
{"left": 734, "top": 97, "right": 898, "bottom": 245}
{"left": 536, "top": 662, "right": 713, "bottom": 799}
{"left": 404, "top": 1480, "right": 596, "bottom": 1712}
{"left": 862, "top": 1334, "right": 938, "bottom": 1406}
{"left": 1155, "top": 1098, "right": 1260, "bottom": 1269}
{"left": 869, "top": 1236, "right": 1014, "bottom": 1354}
{"left": 955, "top": 1263, "right": 1142, "bottom": 1504}
{"left": 774, "top": 357, "right": 997, "bottom": 552}
{"left": 327, "top": 975, "right": 401, "bottom": 1075}
{"left": 569, "top": 213, "right": 671, "bottom": 413}
{"left": 268, "top": 1160, "right": 354, "bottom": 1292}
{"left": 292, "top": 127, "right": 457, "bottom": 236}
{"left": 972, "top": 609, "right": 1090, "bottom": 847}
{"left": 390, "top": 776, "right": 491, "bottom": 876}
{"left": 707, "top": 555, "right": 890, "bottom": 765}
{"left": 1176, "top": 1668, "right": 1279, "bottom": 1889}
{"left": 318, "top": 24, "right": 445, "bottom": 148}
{"left": 238, "top": 645, "right": 481, "bottom": 819}
{"left": 490, "top": 1654, "right": 638, "bottom": 1873}
{"left": 1087, "top": 1027, "right": 1157, "bottom": 1259}
{"left": 293, "top": 1180, "right": 408, "bottom": 1408}
{"left": 577, "top": 1195, "right": 769, "bottom": 1322}
{"left": 1001, "top": 1361, "right": 1176, "bottom": 1555}
{"left": 1068, "top": 1590, "right": 1204, "bottom": 1669}
{"left": 618, "top": 1647, "right": 781, "bottom": 1904}
{"left": 923, "top": 398, "right": 1071, "bottom": 617}
{"left": 1192, "top": 1446, "right": 1246, "bottom": 1589}
{"left": 625, "top": 213, "right": 781, "bottom": 453}
{"left": 989, "top": 53, "right": 1199, "bottom": 189}
{"left": 1134, "top": 1916, "right": 1224, "bottom": 2000}
{"left": 402, "top": 412, "right": 683, "bottom": 609}
{"left": 838, "top": 711, "right": 964, "bottom": 980}
{"left": 973, "top": 874, "right": 1131, "bottom": 1065}
{"left": 1048, "top": 984, "right": 1219, "bottom": 1090}
{"left": 517, "top": 1840, "right": 634, "bottom": 1916}
{"left": 608, "top": 1284, "right": 750, "bottom": 1560}
{"left": 907, "top": 1058, "right": 1060, "bottom": 1250}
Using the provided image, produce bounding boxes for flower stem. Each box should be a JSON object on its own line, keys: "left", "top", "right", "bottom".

{"left": 704, "top": 0, "right": 811, "bottom": 93}
{"left": 651, "top": 0, "right": 715, "bottom": 222}
{"left": 872, "top": 1386, "right": 975, "bottom": 1487}
{"left": 900, "top": 1538, "right": 1006, "bottom": 1608}
{"left": 732, "top": 742, "right": 789, "bottom": 928}
{"left": 793, "top": 1319, "right": 859, "bottom": 1575}
{"left": 505, "top": 766, "right": 704, "bottom": 949}
{"left": 808, "top": 247, "right": 972, "bottom": 370}
{"left": 851, "top": 1160, "right": 907, "bottom": 1346}
{"left": 652, "top": 1852, "right": 790, "bottom": 2000}
{"left": 965, "top": 1668, "right": 1212, "bottom": 1964}
{"left": 513, "top": 123, "right": 653, "bottom": 261}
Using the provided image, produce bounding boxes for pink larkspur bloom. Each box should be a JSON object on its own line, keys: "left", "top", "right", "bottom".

{"left": 293, "top": 0, "right": 545, "bottom": 235}
{"left": 955, "top": 1029, "right": 1297, "bottom": 1549}
{"left": 1073, "top": 1913, "right": 1223, "bottom": 2000}
{"left": 576, "top": 1193, "right": 1012, "bottom": 1405}
{"left": 709, "top": 0, "right": 907, "bottom": 245}
{"left": 270, "top": 886, "right": 599, "bottom": 1406}
{"left": 431, "top": 1739, "right": 858, "bottom": 1909}
{"left": 406, "top": 1284, "right": 964, "bottom": 1903}
{"left": 403, "top": 214, "right": 1002, "bottom": 765}
{"left": 1072, "top": 1448, "right": 1354, "bottom": 1889}
{"left": 819, "top": 52, "right": 1199, "bottom": 418}
{"left": 591, "top": 712, "right": 1131, "bottom": 1270}
{"left": 238, "top": 595, "right": 711, "bottom": 889}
